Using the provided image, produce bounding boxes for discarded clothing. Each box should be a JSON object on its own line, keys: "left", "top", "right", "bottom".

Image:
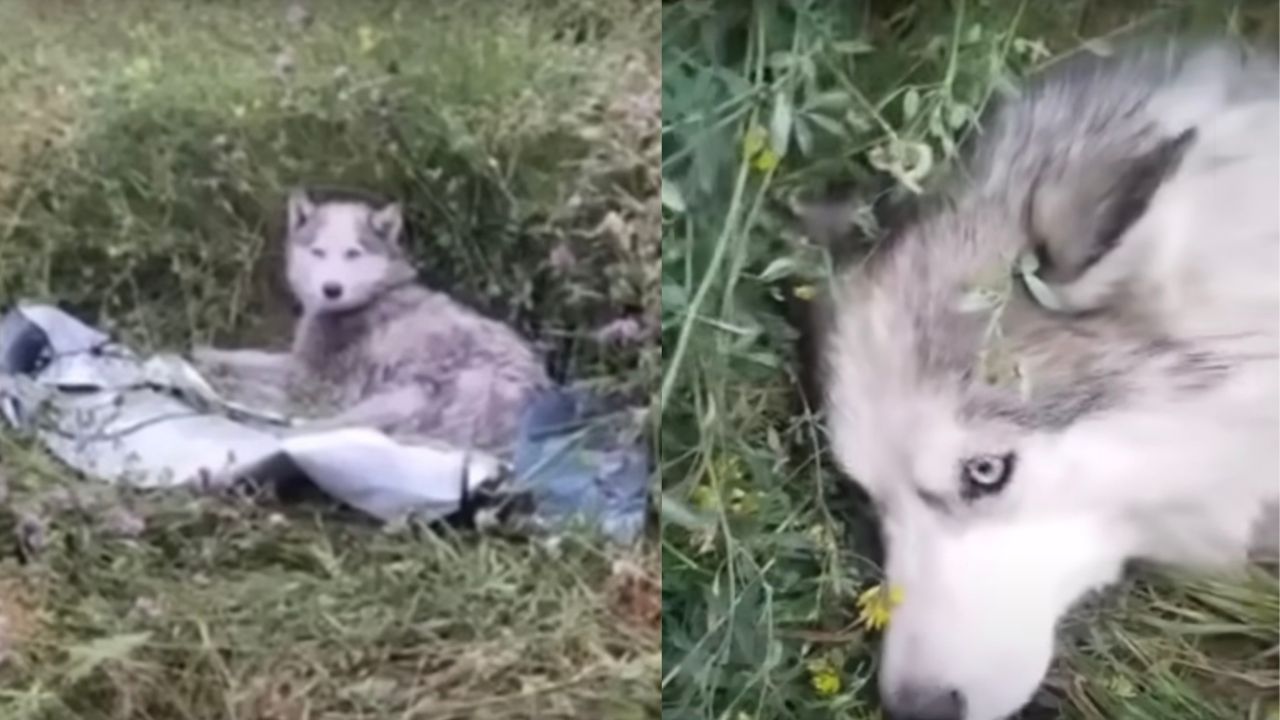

{"left": 0, "top": 302, "right": 648, "bottom": 543}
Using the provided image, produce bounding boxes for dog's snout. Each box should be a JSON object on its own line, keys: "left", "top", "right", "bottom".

{"left": 322, "top": 282, "right": 343, "bottom": 300}
{"left": 884, "top": 686, "right": 966, "bottom": 720}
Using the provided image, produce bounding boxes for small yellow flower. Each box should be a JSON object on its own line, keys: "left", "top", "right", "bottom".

{"left": 751, "top": 147, "right": 780, "bottom": 173}
{"left": 806, "top": 658, "right": 842, "bottom": 697}
{"left": 857, "top": 583, "right": 905, "bottom": 631}
{"left": 793, "top": 284, "right": 816, "bottom": 301}
{"left": 741, "top": 124, "right": 780, "bottom": 174}
{"left": 690, "top": 485, "right": 718, "bottom": 511}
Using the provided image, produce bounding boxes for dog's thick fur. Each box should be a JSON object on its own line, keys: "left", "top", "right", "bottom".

{"left": 810, "top": 41, "right": 1278, "bottom": 720}
{"left": 195, "top": 190, "right": 551, "bottom": 455}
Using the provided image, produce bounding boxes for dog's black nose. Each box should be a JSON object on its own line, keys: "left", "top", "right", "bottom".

{"left": 322, "top": 282, "right": 343, "bottom": 300}
{"left": 884, "top": 686, "right": 966, "bottom": 720}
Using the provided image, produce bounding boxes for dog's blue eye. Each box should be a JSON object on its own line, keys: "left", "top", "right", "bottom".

{"left": 960, "top": 452, "right": 1015, "bottom": 500}
{"left": 345, "top": 249, "right": 361, "bottom": 260}
{"left": 311, "top": 248, "right": 326, "bottom": 259}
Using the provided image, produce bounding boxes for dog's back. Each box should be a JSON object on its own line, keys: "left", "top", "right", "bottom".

{"left": 293, "top": 282, "right": 550, "bottom": 451}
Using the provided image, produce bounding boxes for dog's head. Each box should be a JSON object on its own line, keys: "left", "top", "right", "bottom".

{"left": 811, "top": 43, "right": 1279, "bottom": 720}
{"left": 284, "top": 189, "right": 415, "bottom": 314}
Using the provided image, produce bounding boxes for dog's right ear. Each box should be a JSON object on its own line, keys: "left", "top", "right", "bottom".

{"left": 792, "top": 185, "right": 862, "bottom": 249}
{"left": 287, "top": 188, "right": 316, "bottom": 233}
{"left": 790, "top": 182, "right": 894, "bottom": 269}
{"left": 787, "top": 184, "right": 869, "bottom": 414}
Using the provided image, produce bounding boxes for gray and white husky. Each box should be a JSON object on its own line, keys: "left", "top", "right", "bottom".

{"left": 194, "top": 190, "right": 551, "bottom": 455}
{"left": 808, "top": 41, "right": 1278, "bottom": 720}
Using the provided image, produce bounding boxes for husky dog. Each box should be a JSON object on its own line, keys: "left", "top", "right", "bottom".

{"left": 808, "top": 41, "right": 1278, "bottom": 720}
{"left": 194, "top": 189, "right": 551, "bottom": 455}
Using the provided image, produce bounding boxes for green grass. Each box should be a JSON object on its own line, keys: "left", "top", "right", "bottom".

{"left": 660, "top": 1, "right": 1278, "bottom": 719}
{"left": 0, "top": 1, "right": 659, "bottom": 718}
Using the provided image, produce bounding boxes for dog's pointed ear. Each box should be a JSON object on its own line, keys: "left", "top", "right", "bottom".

{"left": 287, "top": 188, "right": 316, "bottom": 232}
{"left": 369, "top": 202, "right": 404, "bottom": 245}
{"left": 1023, "top": 127, "right": 1197, "bottom": 313}
{"left": 792, "top": 186, "right": 862, "bottom": 247}
{"left": 787, "top": 184, "right": 873, "bottom": 413}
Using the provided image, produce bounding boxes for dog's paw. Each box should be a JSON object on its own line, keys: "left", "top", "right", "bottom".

{"left": 190, "top": 346, "right": 230, "bottom": 370}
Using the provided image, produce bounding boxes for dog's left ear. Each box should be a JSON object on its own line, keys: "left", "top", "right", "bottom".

{"left": 369, "top": 203, "right": 404, "bottom": 245}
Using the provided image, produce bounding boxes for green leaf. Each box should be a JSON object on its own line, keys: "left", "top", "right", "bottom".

{"left": 845, "top": 108, "right": 872, "bottom": 133}
{"left": 903, "top": 88, "right": 921, "bottom": 121}
{"left": 805, "top": 112, "right": 845, "bottom": 138}
{"left": 804, "top": 90, "right": 853, "bottom": 111}
{"left": 758, "top": 257, "right": 798, "bottom": 282}
{"left": 794, "top": 116, "right": 814, "bottom": 156}
{"left": 661, "top": 179, "right": 687, "bottom": 213}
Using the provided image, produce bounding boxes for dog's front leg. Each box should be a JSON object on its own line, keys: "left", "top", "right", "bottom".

{"left": 191, "top": 347, "right": 295, "bottom": 384}
{"left": 294, "top": 385, "right": 436, "bottom": 435}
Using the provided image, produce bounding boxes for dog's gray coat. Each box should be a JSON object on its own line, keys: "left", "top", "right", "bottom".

{"left": 809, "top": 39, "right": 1279, "bottom": 720}
{"left": 195, "top": 190, "right": 550, "bottom": 456}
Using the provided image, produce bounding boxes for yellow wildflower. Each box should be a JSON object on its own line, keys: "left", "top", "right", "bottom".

{"left": 793, "top": 284, "right": 816, "bottom": 301}
{"left": 690, "top": 485, "right": 718, "bottom": 511}
{"left": 806, "top": 657, "right": 842, "bottom": 697}
{"left": 741, "top": 124, "right": 780, "bottom": 174}
{"left": 751, "top": 147, "right": 780, "bottom": 173}
{"left": 690, "top": 455, "right": 748, "bottom": 513}
{"left": 857, "top": 583, "right": 905, "bottom": 631}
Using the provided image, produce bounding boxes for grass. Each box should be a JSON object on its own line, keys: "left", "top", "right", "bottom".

{"left": 660, "top": 1, "right": 1278, "bottom": 719}
{"left": 0, "top": 1, "right": 659, "bottom": 718}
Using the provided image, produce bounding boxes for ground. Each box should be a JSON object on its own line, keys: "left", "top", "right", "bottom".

{"left": 660, "top": 1, "right": 1278, "bottom": 719}
{"left": 0, "top": 2, "right": 659, "bottom": 719}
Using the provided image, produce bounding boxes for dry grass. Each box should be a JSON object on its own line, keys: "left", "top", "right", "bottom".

{"left": 0, "top": 1, "right": 659, "bottom": 718}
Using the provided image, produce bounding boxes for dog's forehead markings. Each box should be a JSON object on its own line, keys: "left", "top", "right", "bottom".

{"left": 311, "top": 204, "right": 370, "bottom": 248}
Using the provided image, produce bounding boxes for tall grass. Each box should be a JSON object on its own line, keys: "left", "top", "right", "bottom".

{"left": 0, "top": 1, "right": 660, "bottom": 718}
{"left": 659, "top": 1, "right": 1278, "bottom": 718}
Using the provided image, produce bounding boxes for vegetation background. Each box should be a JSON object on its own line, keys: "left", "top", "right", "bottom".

{"left": 660, "top": 1, "right": 1278, "bottom": 719}
{"left": 0, "top": 1, "right": 660, "bottom": 718}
